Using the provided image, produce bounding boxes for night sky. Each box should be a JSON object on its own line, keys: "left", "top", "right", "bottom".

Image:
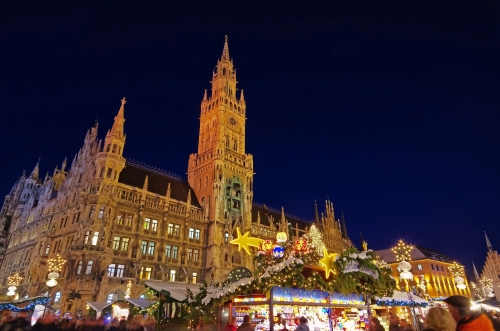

{"left": 1, "top": 1, "right": 499, "bottom": 278}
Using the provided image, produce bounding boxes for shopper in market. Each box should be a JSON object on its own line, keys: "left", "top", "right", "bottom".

{"left": 237, "top": 315, "right": 254, "bottom": 331}
{"left": 296, "top": 317, "right": 309, "bottom": 331}
{"left": 400, "top": 319, "right": 413, "bottom": 331}
{"left": 388, "top": 313, "right": 401, "bottom": 331}
{"left": 371, "top": 317, "right": 385, "bottom": 331}
{"left": 444, "top": 295, "right": 494, "bottom": 331}
{"left": 224, "top": 317, "right": 237, "bottom": 331}
{"left": 422, "top": 307, "right": 456, "bottom": 331}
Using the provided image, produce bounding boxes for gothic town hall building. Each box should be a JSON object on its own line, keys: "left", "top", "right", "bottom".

{"left": 0, "top": 38, "right": 352, "bottom": 316}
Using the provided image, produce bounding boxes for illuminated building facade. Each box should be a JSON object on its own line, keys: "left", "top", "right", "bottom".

{"left": 0, "top": 37, "right": 352, "bottom": 315}
{"left": 377, "top": 246, "right": 471, "bottom": 299}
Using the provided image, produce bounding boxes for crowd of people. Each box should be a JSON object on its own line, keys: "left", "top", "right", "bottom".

{"left": 1, "top": 295, "right": 500, "bottom": 331}
{"left": 0, "top": 313, "right": 157, "bottom": 331}
{"left": 371, "top": 295, "right": 500, "bottom": 331}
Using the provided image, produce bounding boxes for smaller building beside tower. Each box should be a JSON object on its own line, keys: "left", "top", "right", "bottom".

{"left": 479, "top": 232, "right": 500, "bottom": 300}
{"left": 376, "top": 245, "right": 471, "bottom": 299}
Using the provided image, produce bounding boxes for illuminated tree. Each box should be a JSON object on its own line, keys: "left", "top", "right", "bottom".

{"left": 308, "top": 224, "right": 326, "bottom": 256}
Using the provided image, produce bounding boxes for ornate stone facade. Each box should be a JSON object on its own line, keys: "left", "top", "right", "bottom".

{"left": 0, "top": 37, "right": 352, "bottom": 315}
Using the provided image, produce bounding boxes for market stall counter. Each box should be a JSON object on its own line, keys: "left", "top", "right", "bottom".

{"left": 224, "top": 287, "right": 369, "bottom": 331}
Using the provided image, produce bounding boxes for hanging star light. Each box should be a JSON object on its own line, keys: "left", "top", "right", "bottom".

{"left": 8, "top": 273, "right": 23, "bottom": 287}
{"left": 48, "top": 254, "right": 66, "bottom": 273}
{"left": 391, "top": 240, "right": 413, "bottom": 262}
{"left": 449, "top": 262, "right": 465, "bottom": 278}
{"left": 319, "top": 248, "right": 339, "bottom": 278}
{"left": 230, "top": 227, "right": 264, "bottom": 255}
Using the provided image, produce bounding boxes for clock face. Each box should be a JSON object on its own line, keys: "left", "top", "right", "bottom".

{"left": 228, "top": 117, "right": 237, "bottom": 126}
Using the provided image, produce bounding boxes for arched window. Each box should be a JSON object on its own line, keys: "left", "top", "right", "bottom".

{"left": 106, "top": 293, "right": 115, "bottom": 303}
{"left": 233, "top": 139, "right": 238, "bottom": 151}
{"left": 139, "top": 294, "right": 146, "bottom": 299}
{"left": 224, "top": 232, "right": 229, "bottom": 243}
{"left": 54, "top": 291, "right": 61, "bottom": 303}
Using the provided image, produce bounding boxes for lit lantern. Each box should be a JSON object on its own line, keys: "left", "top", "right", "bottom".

{"left": 295, "top": 239, "right": 307, "bottom": 251}
{"left": 276, "top": 232, "right": 288, "bottom": 243}
{"left": 273, "top": 245, "right": 285, "bottom": 258}
{"left": 262, "top": 240, "right": 273, "bottom": 251}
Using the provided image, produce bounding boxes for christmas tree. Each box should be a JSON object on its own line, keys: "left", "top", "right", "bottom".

{"left": 309, "top": 224, "right": 326, "bottom": 256}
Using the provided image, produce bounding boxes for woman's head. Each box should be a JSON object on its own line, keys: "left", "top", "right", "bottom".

{"left": 425, "top": 307, "right": 456, "bottom": 331}
{"left": 371, "top": 318, "right": 381, "bottom": 326}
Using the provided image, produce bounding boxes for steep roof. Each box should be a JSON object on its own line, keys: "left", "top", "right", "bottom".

{"left": 376, "top": 245, "right": 455, "bottom": 264}
{"left": 118, "top": 159, "right": 200, "bottom": 208}
{"left": 251, "top": 202, "right": 312, "bottom": 230}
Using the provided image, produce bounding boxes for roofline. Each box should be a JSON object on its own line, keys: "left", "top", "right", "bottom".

{"left": 253, "top": 201, "right": 313, "bottom": 223}
{"left": 125, "top": 158, "right": 185, "bottom": 181}
{"left": 385, "top": 258, "right": 456, "bottom": 264}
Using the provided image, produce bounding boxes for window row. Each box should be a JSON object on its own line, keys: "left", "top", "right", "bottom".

{"left": 138, "top": 267, "right": 197, "bottom": 283}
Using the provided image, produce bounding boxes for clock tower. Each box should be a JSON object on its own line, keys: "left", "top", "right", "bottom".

{"left": 187, "top": 36, "right": 254, "bottom": 281}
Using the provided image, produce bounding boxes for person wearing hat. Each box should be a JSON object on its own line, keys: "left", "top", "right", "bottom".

{"left": 444, "top": 295, "right": 494, "bottom": 331}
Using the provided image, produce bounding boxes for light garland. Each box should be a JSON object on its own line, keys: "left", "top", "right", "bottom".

{"left": 0, "top": 297, "right": 50, "bottom": 312}
{"left": 391, "top": 240, "right": 413, "bottom": 262}
{"left": 47, "top": 254, "right": 66, "bottom": 273}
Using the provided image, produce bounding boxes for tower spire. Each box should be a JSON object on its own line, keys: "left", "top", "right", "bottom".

{"left": 314, "top": 200, "right": 320, "bottom": 226}
{"left": 341, "top": 211, "right": 348, "bottom": 240}
{"left": 485, "top": 231, "right": 494, "bottom": 253}
{"left": 29, "top": 159, "right": 40, "bottom": 181}
{"left": 472, "top": 261, "right": 480, "bottom": 282}
{"left": 221, "top": 35, "right": 230, "bottom": 61}
{"left": 110, "top": 97, "right": 126, "bottom": 137}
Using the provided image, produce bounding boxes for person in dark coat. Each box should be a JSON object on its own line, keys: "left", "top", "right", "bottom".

{"left": 371, "top": 318, "right": 385, "bottom": 331}
{"left": 237, "top": 315, "right": 254, "bottom": 331}
{"left": 388, "top": 313, "right": 401, "bottom": 331}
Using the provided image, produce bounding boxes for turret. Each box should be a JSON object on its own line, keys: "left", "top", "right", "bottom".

{"left": 96, "top": 98, "right": 127, "bottom": 183}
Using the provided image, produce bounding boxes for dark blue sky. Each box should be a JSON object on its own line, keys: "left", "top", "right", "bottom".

{"left": 1, "top": 1, "right": 499, "bottom": 278}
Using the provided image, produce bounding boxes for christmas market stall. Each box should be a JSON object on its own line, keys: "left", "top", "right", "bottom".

{"left": 372, "top": 291, "right": 429, "bottom": 330}
{"left": 198, "top": 225, "right": 396, "bottom": 331}
{"left": 86, "top": 301, "right": 114, "bottom": 318}
{"left": 144, "top": 281, "right": 201, "bottom": 322}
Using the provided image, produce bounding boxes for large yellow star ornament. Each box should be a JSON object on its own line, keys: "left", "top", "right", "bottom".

{"left": 319, "top": 248, "right": 339, "bottom": 278}
{"left": 230, "top": 227, "right": 264, "bottom": 255}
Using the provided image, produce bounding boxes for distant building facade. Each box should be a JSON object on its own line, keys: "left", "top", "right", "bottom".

{"left": 0, "top": 37, "right": 352, "bottom": 316}
{"left": 377, "top": 246, "right": 471, "bottom": 299}
{"left": 480, "top": 232, "right": 500, "bottom": 300}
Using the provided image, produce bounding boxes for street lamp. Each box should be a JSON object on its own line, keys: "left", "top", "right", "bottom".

{"left": 46, "top": 254, "right": 66, "bottom": 287}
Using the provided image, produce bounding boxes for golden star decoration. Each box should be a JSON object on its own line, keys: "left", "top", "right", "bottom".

{"left": 230, "top": 227, "right": 264, "bottom": 255}
{"left": 319, "top": 248, "right": 339, "bottom": 278}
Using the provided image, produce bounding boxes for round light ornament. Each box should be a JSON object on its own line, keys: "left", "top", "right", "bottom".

{"left": 398, "top": 260, "right": 412, "bottom": 272}
{"left": 400, "top": 270, "right": 413, "bottom": 280}
{"left": 273, "top": 246, "right": 285, "bottom": 258}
